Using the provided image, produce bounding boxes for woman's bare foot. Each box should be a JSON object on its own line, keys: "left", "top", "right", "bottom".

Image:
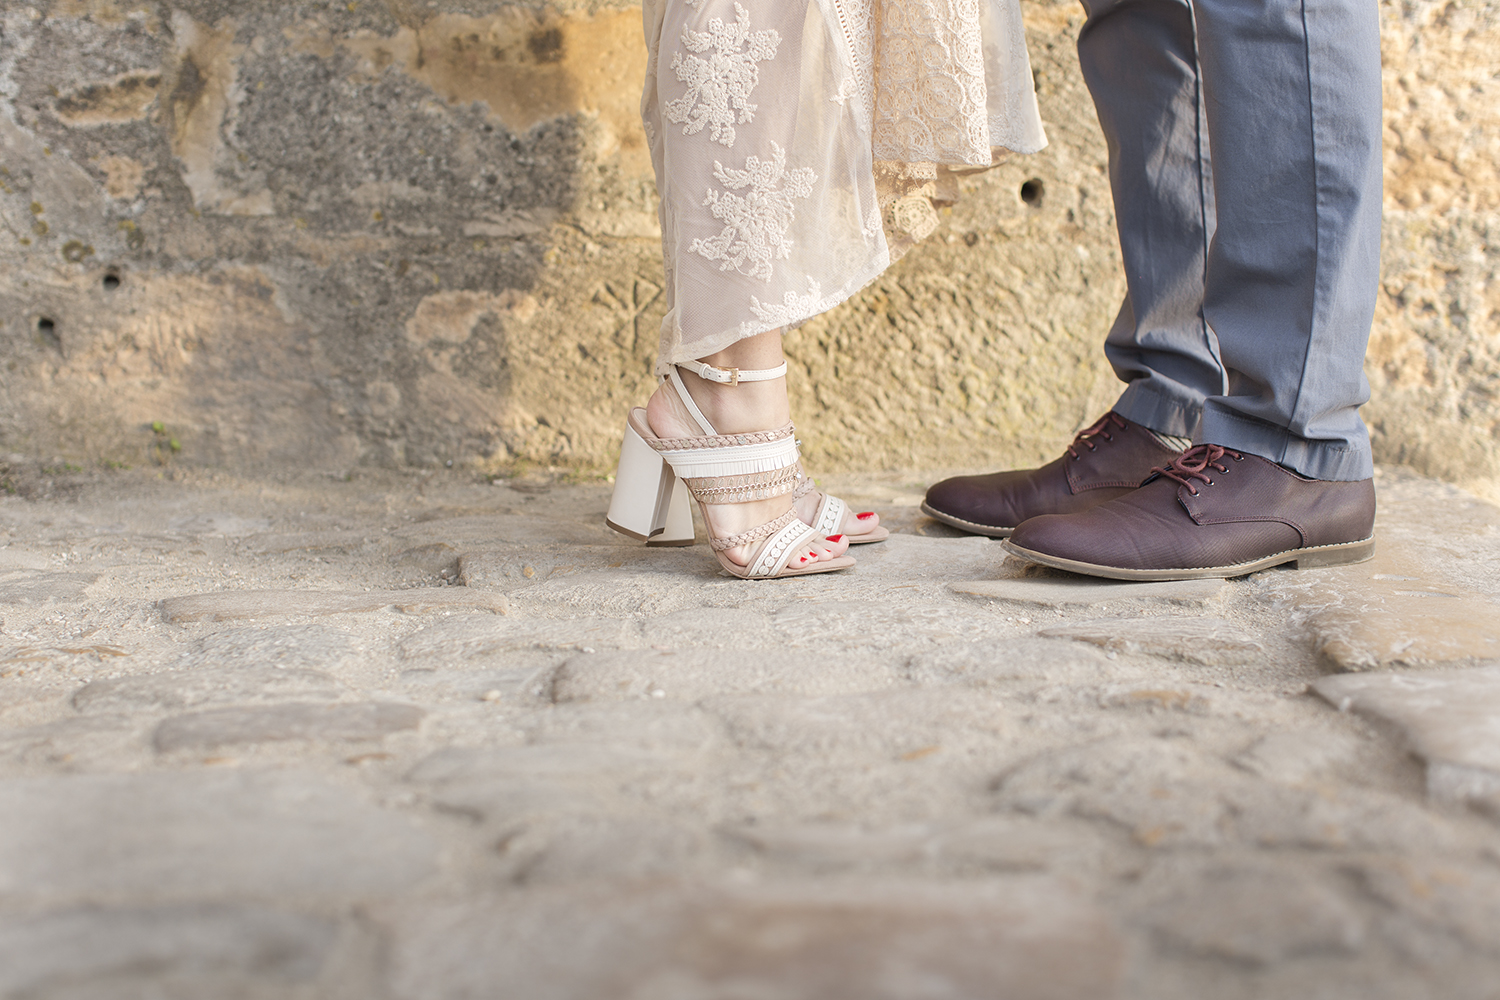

{"left": 792, "top": 486, "right": 882, "bottom": 538}
{"left": 645, "top": 334, "right": 850, "bottom": 570}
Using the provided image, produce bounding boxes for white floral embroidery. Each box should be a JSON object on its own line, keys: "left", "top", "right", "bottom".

{"left": 862, "top": 202, "right": 883, "bottom": 241}
{"left": 684, "top": 0, "right": 705, "bottom": 7}
{"left": 641, "top": 118, "right": 656, "bottom": 143}
{"left": 664, "top": 2, "right": 780, "bottom": 148}
{"left": 749, "top": 278, "right": 842, "bottom": 327}
{"left": 690, "top": 142, "right": 815, "bottom": 282}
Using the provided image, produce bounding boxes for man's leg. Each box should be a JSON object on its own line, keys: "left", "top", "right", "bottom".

{"left": 1082, "top": 0, "right": 1224, "bottom": 442}
{"left": 1193, "top": 0, "right": 1381, "bottom": 481}
{"left": 921, "top": 0, "right": 1215, "bottom": 537}
{"left": 1005, "top": 0, "right": 1381, "bottom": 579}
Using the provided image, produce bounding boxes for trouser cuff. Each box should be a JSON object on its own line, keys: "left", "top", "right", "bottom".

{"left": 1113, "top": 383, "right": 1202, "bottom": 440}
{"left": 1201, "top": 407, "right": 1374, "bottom": 481}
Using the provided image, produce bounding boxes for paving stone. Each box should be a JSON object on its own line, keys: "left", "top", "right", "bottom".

{"left": 407, "top": 736, "right": 713, "bottom": 826}
{"left": 152, "top": 701, "right": 426, "bottom": 752}
{"left": 1313, "top": 667, "right": 1500, "bottom": 801}
{"left": 770, "top": 600, "right": 1016, "bottom": 649}
{"left": 1098, "top": 683, "right": 1217, "bottom": 715}
{"left": 904, "top": 638, "right": 1112, "bottom": 687}
{"left": 1262, "top": 543, "right": 1500, "bottom": 671}
{"left": 722, "top": 823, "right": 934, "bottom": 868}
{"left": 248, "top": 531, "right": 372, "bottom": 556}
{"left": 550, "top": 648, "right": 901, "bottom": 703}
{"left": 995, "top": 737, "right": 1230, "bottom": 847}
{"left": 383, "top": 878, "right": 1124, "bottom": 1000}
{"left": 952, "top": 576, "right": 1226, "bottom": 609}
{"left": 1351, "top": 857, "right": 1500, "bottom": 958}
{"left": 183, "top": 624, "right": 368, "bottom": 672}
{"left": 159, "top": 588, "right": 507, "bottom": 623}
{"left": 932, "top": 816, "right": 1108, "bottom": 873}
{"left": 840, "top": 534, "right": 1003, "bottom": 581}
{"left": 724, "top": 816, "right": 1105, "bottom": 875}
{"left": 1224, "top": 781, "right": 1458, "bottom": 852}
{"left": 1, "top": 641, "right": 130, "bottom": 676}
{"left": 400, "top": 615, "right": 640, "bottom": 660}
{"left": 707, "top": 689, "right": 1008, "bottom": 761}
{"left": 1144, "top": 864, "right": 1365, "bottom": 965}
{"left": 166, "top": 513, "right": 274, "bottom": 536}
{"left": 0, "top": 715, "right": 140, "bottom": 767}
{"left": 458, "top": 544, "right": 704, "bottom": 589}
{"left": 0, "top": 904, "right": 337, "bottom": 999}
{"left": 73, "top": 666, "right": 344, "bottom": 713}
{"left": 496, "top": 815, "right": 711, "bottom": 883}
{"left": 392, "top": 542, "right": 462, "bottom": 583}
{"left": 640, "top": 606, "right": 772, "bottom": 648}
{"left": 1037, "top": 617, "right": 1265, "bottom": 665}
{"left": 0, "top": 570, "right": 99, "bottom": 604}
{"left": 1231, "top": 729, "right": 1364, "bottom": 785}
{"left": 0, "top": 771, "right": 437, "bottom": 903}
{"left": 397, "top": 514, "right": 611, "bottom": 547}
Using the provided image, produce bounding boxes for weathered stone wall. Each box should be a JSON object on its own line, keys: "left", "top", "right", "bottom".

{"left": 1, "top": 1, "right": 1496, "bottom": 498}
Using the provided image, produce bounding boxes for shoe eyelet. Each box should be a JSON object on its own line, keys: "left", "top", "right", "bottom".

{"left": 1233, "top": 454, "right": 1244, "bottom": 462}
{"left": 1205, "top": 479, "right": 1214, "bottom": 486}
{"left": 1188, "top": 488, "right": 1199, "bottom": 496}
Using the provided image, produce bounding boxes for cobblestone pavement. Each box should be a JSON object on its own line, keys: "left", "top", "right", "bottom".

{"left": 2, "top": 462, "right": 1500, "bottom": 1000}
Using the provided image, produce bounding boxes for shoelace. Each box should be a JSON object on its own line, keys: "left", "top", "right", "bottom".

{"left": 1066, "top": 412, "right": 1128, "bottom": 459}
{"left": 1151, "top": 444, "right": 1244, "bottom": 496}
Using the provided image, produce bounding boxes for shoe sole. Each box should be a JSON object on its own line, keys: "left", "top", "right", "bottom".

{"left": 1000, "top": 536, "right": 1376, "bottom": 581}
{"left": 609, "top": 519, "right": 887, "bottom": 547}
{"left": 919, "top": 502, "right": 1015, "bottom": 538}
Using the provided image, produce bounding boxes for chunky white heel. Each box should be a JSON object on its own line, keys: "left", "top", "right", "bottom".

{"left": 605, "top": 422, "right": 695, "bottom": 546}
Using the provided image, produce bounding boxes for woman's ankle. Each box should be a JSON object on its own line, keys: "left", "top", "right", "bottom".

{"left": 677, "top": 369, "right": 789, "bottom": 435}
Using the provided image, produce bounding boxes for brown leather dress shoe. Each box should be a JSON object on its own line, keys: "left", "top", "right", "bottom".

{"left": 921, "top": 413, "right": 1184, "bottom": 537}
{"left": 1003, "top": 445, "right": 1376, "bottom": 580}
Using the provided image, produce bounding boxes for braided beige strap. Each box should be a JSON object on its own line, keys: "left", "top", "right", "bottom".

{"left": 645, "top": 423, "right": 795, "bottom": 454}
{"left": 709, "top": 508, "right": 799, "bottom": 552}
{"left": 792, "top": 464, "right": 814, "bottom": 501}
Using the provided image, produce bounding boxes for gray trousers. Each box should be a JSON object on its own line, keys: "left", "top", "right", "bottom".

{"left": 1077, "top": 0, "right": 1382, "bottom": 481}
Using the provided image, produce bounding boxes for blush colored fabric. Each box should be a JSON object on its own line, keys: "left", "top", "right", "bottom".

{"left": 640, "top": 0, "right": 1046, "bottom": 372}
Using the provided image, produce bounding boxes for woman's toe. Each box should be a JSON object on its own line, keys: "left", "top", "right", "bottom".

{"left": 850, "top": 511, "right": 880, "bottom": 533}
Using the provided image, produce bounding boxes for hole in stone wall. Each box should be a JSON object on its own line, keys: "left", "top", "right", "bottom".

{"left": 528, "top": 28, "right": 564, "bottom": 63}
{"left": 36, "top": 317, "right": 61, "bottom": 351}
{"left": 1020, "top": 178, "right": 1045, "bottom": 207}
{"left": 102, "top": 273, "right": 121, "bottom": 292}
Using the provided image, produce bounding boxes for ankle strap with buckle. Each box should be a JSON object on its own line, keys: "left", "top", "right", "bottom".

{"left": 677, "top": 360, "right": 788, "bottom": 386}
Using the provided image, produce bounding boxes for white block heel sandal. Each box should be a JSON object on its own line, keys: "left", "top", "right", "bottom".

{"left": 607, "top": 362, "right": 887, "bottom": 547}
{"left": 606, "top": 363, "right": 854, "bottom": 579}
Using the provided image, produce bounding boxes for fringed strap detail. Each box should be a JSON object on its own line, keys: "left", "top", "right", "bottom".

{"left": 655, "top": 423, "right": 799, "bottom": 480}
{"left": 710, "top": 508, "right": 799, "bottom": 552}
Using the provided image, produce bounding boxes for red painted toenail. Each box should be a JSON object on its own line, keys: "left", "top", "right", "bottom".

{"left": 826, "top": 534, "right": 844, "bottom": 543}
{"left": 857, "top": 512, "right": 875, "bottom": 519}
